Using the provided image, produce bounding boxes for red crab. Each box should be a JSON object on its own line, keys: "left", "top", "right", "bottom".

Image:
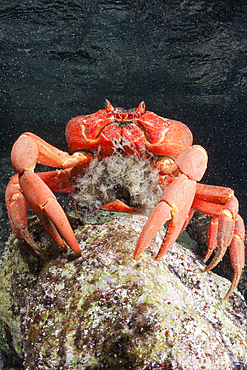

{"left": 5, "top": 101, "right": 245, "bottom": 301}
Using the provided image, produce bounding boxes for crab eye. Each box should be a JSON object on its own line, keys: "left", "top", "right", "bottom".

{"left": 105, "top": 100, "right": 114, "bottom": 112}
{"left": 136, "top": 101, "right": 145, "bottom": 114}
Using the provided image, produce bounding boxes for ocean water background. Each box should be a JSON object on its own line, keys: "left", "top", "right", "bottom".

{"left": 1, "top": 0, "right": 247, "bottom": 248}
{"left": 1, "top": 1, "right": 247, "bottom": 368}
{"left": 1, "top": 0, "right": 247, "bottom": 250}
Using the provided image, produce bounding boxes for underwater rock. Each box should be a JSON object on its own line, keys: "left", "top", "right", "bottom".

{"left": 0, "top": 232, "right": 40, "bottom": 365}
{"left": 0, "top": 216, "right": 63, "bottom": 367}
{"left": 0, "top": 212, "right": 247, "bottom": 369}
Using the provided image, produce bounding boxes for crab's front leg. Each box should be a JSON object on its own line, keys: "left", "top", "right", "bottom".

{"left": 134, "top": 144, "right": 245, "bottom": 301}
{"left": 5, "top": 132, "right": 91, "bottom": 257}
{"left": 134, "top": 145, "right": 208, "bottom": 259}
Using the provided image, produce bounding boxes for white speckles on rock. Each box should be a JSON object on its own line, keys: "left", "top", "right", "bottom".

{"left": 1, "top": 213, "right": 247, "bottom": 369}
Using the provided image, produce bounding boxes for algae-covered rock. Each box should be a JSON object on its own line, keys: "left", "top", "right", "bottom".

{"left": 0, "top": 235, "right": 40, "bottom": 362}
{"left": 1, "top": 212, "right": 247, "bottom": 369}
{"left": 0, "top": 216, "right": 64, "bottom": 367}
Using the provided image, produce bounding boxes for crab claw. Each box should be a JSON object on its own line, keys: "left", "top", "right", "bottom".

{"left": 18, "top": 171, "right": 81, "bottom": 254}
{"left": 134, "top": 174, "right": 197, "bottom": 260}
{"left": 100, "top": 200, "right": 144, "bottom": 214}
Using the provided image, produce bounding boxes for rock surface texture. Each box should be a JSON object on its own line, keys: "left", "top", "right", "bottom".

{"left": 0, "top": 212, "right": 247, "bottom": 369}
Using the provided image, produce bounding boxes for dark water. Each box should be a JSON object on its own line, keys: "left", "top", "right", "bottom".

{"left": 1, "top": 0, "right": 247, "bottom": 245}
{"left": 1, "top": 1, "right": 247, "bottom": 367}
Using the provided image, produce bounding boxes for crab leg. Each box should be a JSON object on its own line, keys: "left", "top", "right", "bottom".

{"left": 18, "top": 170, "right": 81, "bottom": 254}
{"left": 6, "top": 172, "right": 80, "bottom": 256}
{"left": 6, "top": 132, "right": 90, "bottom": 255}
{"left": 204, "top": 217, "right": 219, "bottom": 262}
{"left": 134, "top": 174, "right": 197, "bottom": 260}
{"left": 193, "top": 185, "right": 244, "bottom": 266}
{"left": 11, "top": 133, "right": 87, "bottom": 171}
{"left": 5, "top": 174, "right": 49, "bottom": 259}
{"left": 224, "top": 215, "right": 245, "bottom": 301}
{"left": 37, "top": 168, "right": 75, "bottom": 193}
{"left": 202, "top": 214, "right": 245, "bottom": 301}
{"left": 134, "top": 145, "right": 207, "bottom": 260}
{"left": 192, "top": 184, "right": 245, "bottom": 300}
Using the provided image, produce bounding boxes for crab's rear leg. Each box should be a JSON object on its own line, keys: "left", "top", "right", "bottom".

{"left": 225, "top": 215, "right": 245, "bottom": 300}
{"left": 193, "top": 185, "right": 245, "bottom": 300}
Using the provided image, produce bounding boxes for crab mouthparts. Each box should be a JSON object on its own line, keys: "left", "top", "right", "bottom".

{"left": 113, "top": 107, "right": 137, "bottom": 121}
